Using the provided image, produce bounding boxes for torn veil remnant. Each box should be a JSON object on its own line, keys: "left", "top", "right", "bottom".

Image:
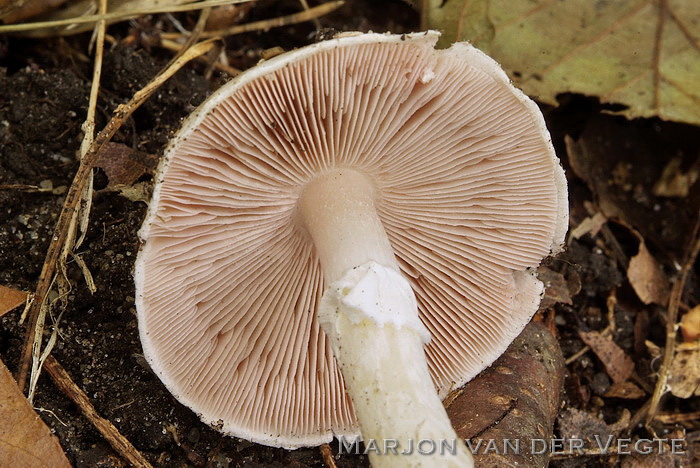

{"left": 134, "top": 31, "right": 568, "bottom": 467}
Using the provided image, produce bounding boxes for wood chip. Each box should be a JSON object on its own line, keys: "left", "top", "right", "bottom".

{"left": 0, "top": 357, "right": 70, "bottom": 467}
{"left": 579, "top": 330, "right": 634, "bottom": 384}
{"left": 570, "top": 211, "right": 607, "bottom": 240}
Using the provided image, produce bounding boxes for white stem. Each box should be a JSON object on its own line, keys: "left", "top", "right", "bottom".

{"left": 299, "top": 169, "right": 474, "bottom": 467}
{"left": 297, "top": 167, "right": 398, "bottom": 283}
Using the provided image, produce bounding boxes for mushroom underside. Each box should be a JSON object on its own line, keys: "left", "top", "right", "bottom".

{"left": 135, "top": 31, "right": 567, "bottom": 448}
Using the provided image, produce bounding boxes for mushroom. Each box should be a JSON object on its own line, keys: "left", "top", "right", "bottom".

{"left": 135, "top": 31, "right": 568, "bottom": 466}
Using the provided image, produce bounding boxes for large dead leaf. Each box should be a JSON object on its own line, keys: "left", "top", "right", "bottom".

{"left": 0, "top": 0, "right": 64, "bottom": 23}
{"left": 537, "top": 266, "right": 574, "bottom": 309}
{"left": 427, "top": 0, "right": 700, "bottom": 125}
{"left": 0, "top": 358, "right": 70, "bottom": 467}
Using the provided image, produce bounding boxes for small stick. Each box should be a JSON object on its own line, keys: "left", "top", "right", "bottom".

{"left": 298, "top": 0, "right": 321, "bottom": 30}
{"left": 0, "top": 184, "right": 45, "bottom": 191}
{"left": 319, "top": 443, "right": 338, "bottom": 468}
{"left": 43, "top": 355, "right": 153, "bottom": 468}
{"left": 162, "top": 1, "right": 344, "bottom": 40}
{"left": 159, "top": 39, "right": 242, "bottom": 76}
{"left": 654, "top": 410, "right": 700, "bottom": 424}
{"left": 0, "top": 0, "right": 249, "bottom": 33}
{"left": 73, "top": 0, "right": 109, "bottom": 251}
{"left": 26, "top": 0, "right": 107, "bottom": 406}
{"left": 565, "top": 345, "right": 590, "bottom": 365}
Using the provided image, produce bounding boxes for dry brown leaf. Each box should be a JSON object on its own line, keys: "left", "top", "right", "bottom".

{"left": 669, "top": 341, "right": 700, "bottom": 398}
{"left": 628, "top": 241, "right": 670, "bottom": 305}
{"left": 0, "top": 358, "right": 70, "bottom": 467}
{"left": 0, "top": 285, "right": 28, "bottom": 318}
{"left": 680, "top": 305, "right": 700, "bottom": 342}
{"left": 604, "top": 381, "right": 646, "bottom": 399}
{"left": 94, "top": 142, "right": 158, "bottom": 189}
{"left": 579, "top": 330, "right": 635, "bottom": 384}
{"left": 537, "top": 266, "right": 573, "bottom": 310}
{"left": 114, "top": 181, "right": 152, "bottom": 203}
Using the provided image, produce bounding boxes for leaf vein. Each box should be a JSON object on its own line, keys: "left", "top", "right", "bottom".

{"left": 531, "top": 0, "right": 654, "bottom": 80}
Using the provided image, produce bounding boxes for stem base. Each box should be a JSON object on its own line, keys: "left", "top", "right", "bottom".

{"left": 319, "top": 262, "right": 474, "bottom": 468}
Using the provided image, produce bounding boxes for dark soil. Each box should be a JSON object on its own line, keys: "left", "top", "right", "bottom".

{"left": 1, "top": 1, "right": 698, "bottom": 467}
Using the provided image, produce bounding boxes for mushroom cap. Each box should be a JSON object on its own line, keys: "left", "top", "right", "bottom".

{"left": 135, "top": 31, "right": 568, "bottom": 448}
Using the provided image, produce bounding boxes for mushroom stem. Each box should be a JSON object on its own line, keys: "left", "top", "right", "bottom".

{"left": 298, "top": 167, "right": 398, "bottom": 284}
{"left": 299, "top": 169, "right": 474, "bottom": 467}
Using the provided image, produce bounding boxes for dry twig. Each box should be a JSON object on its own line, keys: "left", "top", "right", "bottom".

{"left": 162, "top": 1, "right": 344, "bottom": 40}
{"left": 298, "top": 0, "right": 321, "bottom": 30}
{"left": 44, "top": 355, "right": 152, "bottom": 467}
{"left": 25, "top": 0, "right": 107, "bottom": 405}
{"left": 0, "top": 184, "right": 47, "bottom": 191}
{"left": 654, "top": 410, "right": 700, "bottom": 425}
{"left": 159, "top": 38, "right": 242, "bottom": 76}
{"left": 319, "top": 443, "right": 338, "bottom": 468}
{"left": 0, "top": 0, "right": 249, "bottom": 33}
